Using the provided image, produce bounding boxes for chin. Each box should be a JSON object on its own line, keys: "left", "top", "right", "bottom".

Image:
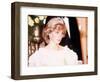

{"left": 55, "top": 41, "right": 61, "bottom": 44}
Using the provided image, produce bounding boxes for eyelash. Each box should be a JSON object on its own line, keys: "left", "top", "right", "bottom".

{"left": 56, "top": 32, "right": 59, "bottom": 34}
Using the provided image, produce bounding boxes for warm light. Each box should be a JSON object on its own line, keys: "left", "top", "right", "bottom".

{"left": 34, "top": 27, "right": 39, "bottom": 36}
{"left": 34, "top": 17, "right": 40, "bottom": 23}
{"left": 43, "top": 19, "right": 46, "bottom": 24}
{"left": 44, "top": 16, "right": 47, "bottom": 19}
{"left": 78, "top": 25, "right": 82, "bottom": 31}
{"left": 39, "top": 16, "right": 44, "bottom": 20}
{"left": 28, "top": 16, "right": 34, "bottom": 27}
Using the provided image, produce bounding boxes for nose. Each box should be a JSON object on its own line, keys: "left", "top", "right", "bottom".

{"left": 56, "top": 33, "right": 63, "bottom": 40}
{"left": 58, "top": 32, "right": 63, "bottom": 37}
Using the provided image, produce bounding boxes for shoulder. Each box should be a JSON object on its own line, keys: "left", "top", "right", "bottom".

{"left": 64, "top": 45, "right": 78, "bottom": 58}
{"left": 29, "top": 47, "right": 46, "bottom": 66}
{"left": 64, "top": 45, "right": 78, "bottom": 65}
{"left": 30, "top": 47, "right": 45, "bottom": 57}
{"left": 64, "top": 46, "right": 75, "bottom": 53}
{"left": 29, "top": 47, "right": 47, "bottom": 59}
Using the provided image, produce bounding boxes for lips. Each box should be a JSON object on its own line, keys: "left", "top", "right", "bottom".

{"left": 56, "top": 38, "right": 61, "bottom": 42}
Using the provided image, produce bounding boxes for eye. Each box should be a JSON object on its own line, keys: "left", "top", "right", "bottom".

{"left": 56, "top": 31, "right": 59, "bottom": 34}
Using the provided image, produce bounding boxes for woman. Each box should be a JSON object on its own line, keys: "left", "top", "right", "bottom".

{"left": 29, "top": 17, "right": 79, "bottom": 66}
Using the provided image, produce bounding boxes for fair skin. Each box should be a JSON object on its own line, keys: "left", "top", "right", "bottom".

{"left": 29, "top": 18, "right": 80, "bottom": 66}
{"left": 45, "top": 29, "right": 64, "bottom": 51}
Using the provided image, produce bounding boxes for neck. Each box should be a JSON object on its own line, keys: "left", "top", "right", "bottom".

{"left": 47, "top": 41, "right": 60, "bottom": 50}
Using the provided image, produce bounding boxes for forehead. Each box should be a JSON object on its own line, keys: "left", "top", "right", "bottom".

{"left": 54, "top": 23, "right": 66, "bottom": 31}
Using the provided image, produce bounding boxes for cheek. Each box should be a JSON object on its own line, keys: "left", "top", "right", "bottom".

{"left": 49, "top": 33, "right": 57, "bottom": 41}
{"left": 49, "top": 32, "right": 63, "bottom": 41}
{"left": 54, "top": 33, "right": 63, "bottom": 38}
{"left": 48, "top": 33, "right": 53, "bottom": 39}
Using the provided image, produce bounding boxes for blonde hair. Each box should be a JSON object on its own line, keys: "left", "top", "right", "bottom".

{"left": 42, "top": 17, "right": 67, "bottom": 44}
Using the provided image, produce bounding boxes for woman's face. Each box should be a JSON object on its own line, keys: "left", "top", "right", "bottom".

{"left": 49, "top": 29, "right": 64, "bottom": 45}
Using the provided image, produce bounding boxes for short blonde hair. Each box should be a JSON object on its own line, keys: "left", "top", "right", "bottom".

{"left": 42, "top": 17, "right": 67, "bottom": 44}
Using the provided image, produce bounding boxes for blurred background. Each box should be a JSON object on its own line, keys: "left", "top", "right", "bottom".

{"left": 28, "top": 15, "right": 88, "bottom": 64}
